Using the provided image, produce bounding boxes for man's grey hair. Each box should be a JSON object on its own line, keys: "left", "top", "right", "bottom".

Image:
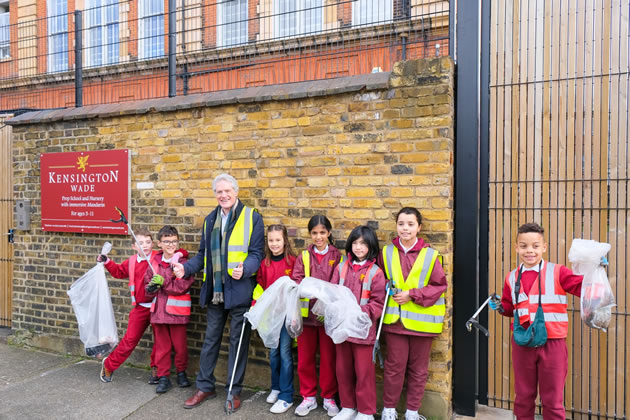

{"left": 212, "top": 173, "right": 239, "bottom": 193}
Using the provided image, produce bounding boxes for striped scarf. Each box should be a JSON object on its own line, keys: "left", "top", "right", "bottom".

{"left": 210, "top": 207, "right": 232, "bottom": 304}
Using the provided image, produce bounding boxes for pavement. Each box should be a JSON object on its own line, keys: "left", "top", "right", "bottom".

{"left": 0, "top": 328, "right": 516, "bottom": 420}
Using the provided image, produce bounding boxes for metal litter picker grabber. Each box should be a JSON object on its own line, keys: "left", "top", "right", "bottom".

{"left": 372, "top": 281, "right": 393, "bottom": 367}
{"left": 466, "top": 294, "right": 502, "bottom": 337}
{"left": 110, "top": 206, "right": 155, "bottom": 276}
{"left": 225, "top": 315, "right": 248, "bottom": 415}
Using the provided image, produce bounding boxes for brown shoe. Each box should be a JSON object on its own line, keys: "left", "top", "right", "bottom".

{"left": 184, "top": 389, "right": 217, "bottom": 409}
{"left": 231, "top": 395, "right": 241, "bottom": 412}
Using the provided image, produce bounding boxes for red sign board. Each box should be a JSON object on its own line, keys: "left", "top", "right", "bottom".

{"left": 40, "top": 149, "right": 130, "bottom": 234}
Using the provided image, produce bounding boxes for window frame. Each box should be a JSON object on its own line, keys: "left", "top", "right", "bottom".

{"left": 138, "top": 0, "right": 165, "bottom": 60}
{"left": 0, "top": 11, "right": 9, "bottom": 60}
{"left": 352, "top": 0, "right": 392, "bottom": 27}
{"left": 47, "top": 0, "right": 69, "bottom": 72}
{"left": 216, "top": 0, "right": 248, "bottom": 48}
{"left": 84, "top": 0, "right": 120, "bottom": 67}
{"left": 273, "top": 0, "right": 323, "bottom": 39}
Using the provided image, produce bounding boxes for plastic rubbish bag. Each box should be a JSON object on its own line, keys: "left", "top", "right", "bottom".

{"left": 568, "top": 239, "right": 615, "bottom": 332}
{"left": 300, "top": 277, "right": 372, "bottom": 344}
{"left": 245, "top": 277, "right": 300, "bottom": 349}
{"left": 67, "top": 261, "right": 118, "bottom": 358}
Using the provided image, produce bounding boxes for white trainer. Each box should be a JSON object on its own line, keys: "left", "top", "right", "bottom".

{"left": 332, "top": 408, "right": 358, "bottom": 420}
{"left": 294, "top": 397, "right": 318, "bottom": 417}
{"left": 323, "top": 398, "right": 340, "bottom": 416}
{"left": 381, "top": 407, "right": 398, "bottom": 420}
{"left": 266, "top": 389, "right": 280, "bottom": 404}
{"left": 270, "top": 399, "right": 293, "bottom": 414}
{"left": 404, "top": 410, "right": 426, "bottom": 420}
{"left": 355, "top": 413, "right": 374, "bottom": 420}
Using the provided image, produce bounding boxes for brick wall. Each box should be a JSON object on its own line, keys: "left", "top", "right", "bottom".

{"left": 9, "top": 57, "right": 454, "bottom": 418}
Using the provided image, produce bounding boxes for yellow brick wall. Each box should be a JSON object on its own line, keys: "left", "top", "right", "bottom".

{"left": 11, "top": 56, "right": 454, "bottom": 418}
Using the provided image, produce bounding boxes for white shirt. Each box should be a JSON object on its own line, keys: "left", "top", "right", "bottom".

{"left": 520, "top": 260, "right": 544, "bottom": 272}
{"left": 400, "top": 238, "right": 418, "bottom": 254}
{"left": 313, "top": 245, "right": 329, "bottom": 255}
{"left": 221, "top": 199, "right": 238, "bottom": 234}
{"left": 352, "top": 259, "right": 368, "bottom": 266}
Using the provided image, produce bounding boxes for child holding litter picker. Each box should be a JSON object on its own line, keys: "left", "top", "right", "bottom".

{"left": 291, "top": 215, "right": 342, "bottom": 417}
{"left": 330, "top": 225, "right": 386, "bottom": 420}
{"left": 252, "top": 224, "right": 297, "bottom": 414}
{"left": 489, "top": 223, "right": 583, "bottom": 420}
{"left": 98, "top": 226, "right": 159, "bottom": 384}
{"left": 378, "top": 207, "right": 447, "bottom": 420}
{"left": 144, "top": 225, "right": 194, "bottom": 394}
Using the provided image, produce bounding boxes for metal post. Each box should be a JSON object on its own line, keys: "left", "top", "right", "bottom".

{"left": 181, "top": 1, "right": 189, "bottom": 96}
{"left": 168, "top": 0, "right": 176, "bottom": 97}
{"left": 74, "top": 10, "right": 83, "bottom": 107}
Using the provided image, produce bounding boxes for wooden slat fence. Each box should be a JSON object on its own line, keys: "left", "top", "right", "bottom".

{"left": 0, "top": 115, "right": 13, "bottom": 328}
{"left": 487, "top": 1, "right": 629, "bottom": 419}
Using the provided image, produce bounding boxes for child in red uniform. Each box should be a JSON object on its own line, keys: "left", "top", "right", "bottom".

{"left": 292, "top": 215, "right": 342, "bottom": 417}
{"left": 252, "top": 224, "right": 297, "bottom": 414}
{"left": 98, "top": 227, "right": 159, "bottom": 384}
{"left": 489, "top": 223, "right": 583, "bottom": 420}
{"left": 330, "top": 226, "right": 386, "bottom": 420}
{"left": 378, "top": 208, "right": 447, "bottom": 420}
{"left": 144, "top": 225, "right": 195, "bottom": 394}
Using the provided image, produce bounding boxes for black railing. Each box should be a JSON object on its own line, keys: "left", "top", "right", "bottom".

{"left": 0, "top": 0, "right": 450, "bottom": 111}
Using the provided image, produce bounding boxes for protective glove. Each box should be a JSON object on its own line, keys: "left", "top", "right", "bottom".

{"left": 317, "top": 315, "right": 325, "bottom": 323}
{"left": 145, "top": 274, "right": 164, "bottom": 294}
{"left": 489, "top": 294, "right": 504, "bottom": 313}
{"left": 600, "top": 256, "right": 608, "bottom": 266}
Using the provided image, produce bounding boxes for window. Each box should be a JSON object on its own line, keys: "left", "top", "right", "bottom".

{"left": 0, "top": 9, "right": 9, "bottom": 59}
{"left": 274, "top": 0, "right": 322, "bottom": 39}
{"left": 138, "top": 0, "right": 164, "bottom": 59}
{"left": 47, "top": 0, "right": 68, "bottom": 72}
{"left": 217, "top": 0, "right": 247, "bottom": 48}
{"left": 84, "top": 0, "right": 119, "bottom": 67}
{"left": 352, "top": 0, "right": 392, "bottom": 26}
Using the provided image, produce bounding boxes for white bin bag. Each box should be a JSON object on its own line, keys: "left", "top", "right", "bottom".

{"left": 568, "top": 238, "right": 615, "bottom": 332}
{"left": 67, "top": 262, "right": 118, "bottom": 357}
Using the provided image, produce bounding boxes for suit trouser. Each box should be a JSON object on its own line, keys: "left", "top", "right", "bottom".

{"left": 104, "top": 305, "right": 156, "bottom": 372}
{"left": 512, "top": 337, "right": 567, "bottom": 420}
{"left": 196, "top": 304, "right": 251, "bottom": 395}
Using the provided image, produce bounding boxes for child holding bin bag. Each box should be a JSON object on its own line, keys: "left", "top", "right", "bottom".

{"left": 378, "top": 208, "right": 447, "bottom": 420}
{"left": 330, "top": 225, "right": 386, "bottom": 420}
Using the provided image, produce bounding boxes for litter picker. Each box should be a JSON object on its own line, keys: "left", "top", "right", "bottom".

{"left": 465, "top": 293, "right": 502, "bottom": 336}
{"left": 372, "top": 281, "right": 393, "bottom": 367}
{"left": 110, "top": 206, "right": 156, "bottom": 276}
{"left": 225, "top": 316, "right": 248, "bottom": 415}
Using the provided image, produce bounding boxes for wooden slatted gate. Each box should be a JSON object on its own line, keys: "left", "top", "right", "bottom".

{"left": 0, "top": 115, "right": 13, "bottom": 328}
{"left": 487, "top": 1, "right": 629, "bottom": 419}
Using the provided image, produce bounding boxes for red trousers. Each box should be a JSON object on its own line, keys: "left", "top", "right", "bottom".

{"left": 383, "top": 332, "right": 433, "bottom": 411}
{"left": 336, "top": 341, "right": 376, "bottom": 414}
{"left": 512, "top": 337, "right": 567, "bottom": 420}
{"left": 104, "top": 305, "right": 155, "bottom": 372}
{"left": 297, "top": 325, "right": 337, "bottom": 398}
{"left": 152, "top": 323, "right": 188, "bottom": 377}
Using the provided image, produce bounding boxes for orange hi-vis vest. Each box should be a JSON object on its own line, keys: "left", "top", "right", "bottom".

{"left": 507, "top": 261, "right": 568, "bottom": 339}
{"left": 149, "top": 259, "right": 192, "bottom": 316}
{"left": 128, "top": 251, "right": 158, "bottom": 306}
{"left": 337, "top": 259, "right": 380, "bottom": 306}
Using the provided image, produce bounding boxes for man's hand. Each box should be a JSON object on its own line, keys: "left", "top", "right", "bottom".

{"left": 232, "top": 262, "right": 244, "bottom": 280}
{"left": 172, "top": 262, "right": 185, "bottom": 279}
{"left": 392, "top": 290, "right": 411, "bottom": 305}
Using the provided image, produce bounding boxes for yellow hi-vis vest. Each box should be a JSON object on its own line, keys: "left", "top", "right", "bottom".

{"left": 202, "top": 206, "right": 256, "bottom": 282}
{"left": 382, "top": 245, "right": 445, "bottom": 333}
{"left": 300, "top": 250, "right": 311, "bottom": 317}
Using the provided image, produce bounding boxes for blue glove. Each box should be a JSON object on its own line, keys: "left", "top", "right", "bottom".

{"left": 600, "top": 256, "right": 608, "bottom": 266}
{"left": 488, "top": 300, "right": 500, "bottom": 311}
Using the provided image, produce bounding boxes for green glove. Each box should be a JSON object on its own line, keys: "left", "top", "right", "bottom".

{"left": 150, "top": 274, "right": 164, "bottom": 287}
{"left": 317, "top": 315, "right": 325, "bottom": 323}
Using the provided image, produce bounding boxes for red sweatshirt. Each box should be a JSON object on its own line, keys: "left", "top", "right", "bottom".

{"left": 257, "top": 254, "right": 297, "bottom": 291}
{"left": 499, "top": 260, "right": 582, "bottom": 329}
{"left": 104, "top": 253, "right": 157, "bottom": 305}
{"left": 292, "top": 244, "right": 343, "bottom": 327}
{"left": 331, "top": 259, "right": 386, "bottom": 345}
{"left": 377, "top": 237, "right": 447, "bottom": 337}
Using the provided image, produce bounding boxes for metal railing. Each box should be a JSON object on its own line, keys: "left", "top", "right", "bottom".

{"left": 0, "top": 0, "right": 450, "bottom": 111}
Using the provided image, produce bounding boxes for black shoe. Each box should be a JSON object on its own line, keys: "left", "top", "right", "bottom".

{"left": 148, "top": 367, "right": 159, "bottom": 385}
{"left": 156, "top": 376, "right": 172, "bottom": 394}
{"left": 177, "top": 371, "right": 191, "bottom": 388}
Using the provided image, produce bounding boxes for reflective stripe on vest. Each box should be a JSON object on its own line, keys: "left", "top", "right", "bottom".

{"left": 165, "top": 294, "right": 192, "bottom": 316}
{"left": 300, "top": 250, "right": 311, "bottom": 317}
{"left": 227, "top": 207, "right": 254, "bottom": 275}
{"left": 508, "top": 261, "right": 568, "bottom": 338}
{"left": 382, "top": 245, "right": 445, "bottom": 333}
{"left": 338, "top": 260, "right": 379, "bottom": 306}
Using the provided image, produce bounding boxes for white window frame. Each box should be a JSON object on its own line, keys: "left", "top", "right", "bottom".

{"left": 84, "top": 0, "right": 120, "bottom": 67}
{"left": 138, "top": 0, "right": 164, "bottom": 59}
{"left": 273, "top": 0, "right": 322, "bottom": 39}
{"left": 217, "top": 0, "right": 248, "bottom": 48}
{"left": 47, "top": 0, "right": 68, "bottom": 72}
{"left": 0, "top": 11, "right": 9, "bottom": 59}
{"left": 352, "top": 0, "right": 392, "bottom": 26}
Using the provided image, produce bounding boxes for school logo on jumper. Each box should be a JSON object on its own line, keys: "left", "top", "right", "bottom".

{"left": 360, "top": 274, "right": 366, "bottom": 281}
{"left": 329, "top": 260, "right": 335, "bottom": 266}
{"left": 76, "top": 155, "right": 90, "bottom": 172}
{"left": 285, "top": 269, "right": 292, "bottom": 276}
